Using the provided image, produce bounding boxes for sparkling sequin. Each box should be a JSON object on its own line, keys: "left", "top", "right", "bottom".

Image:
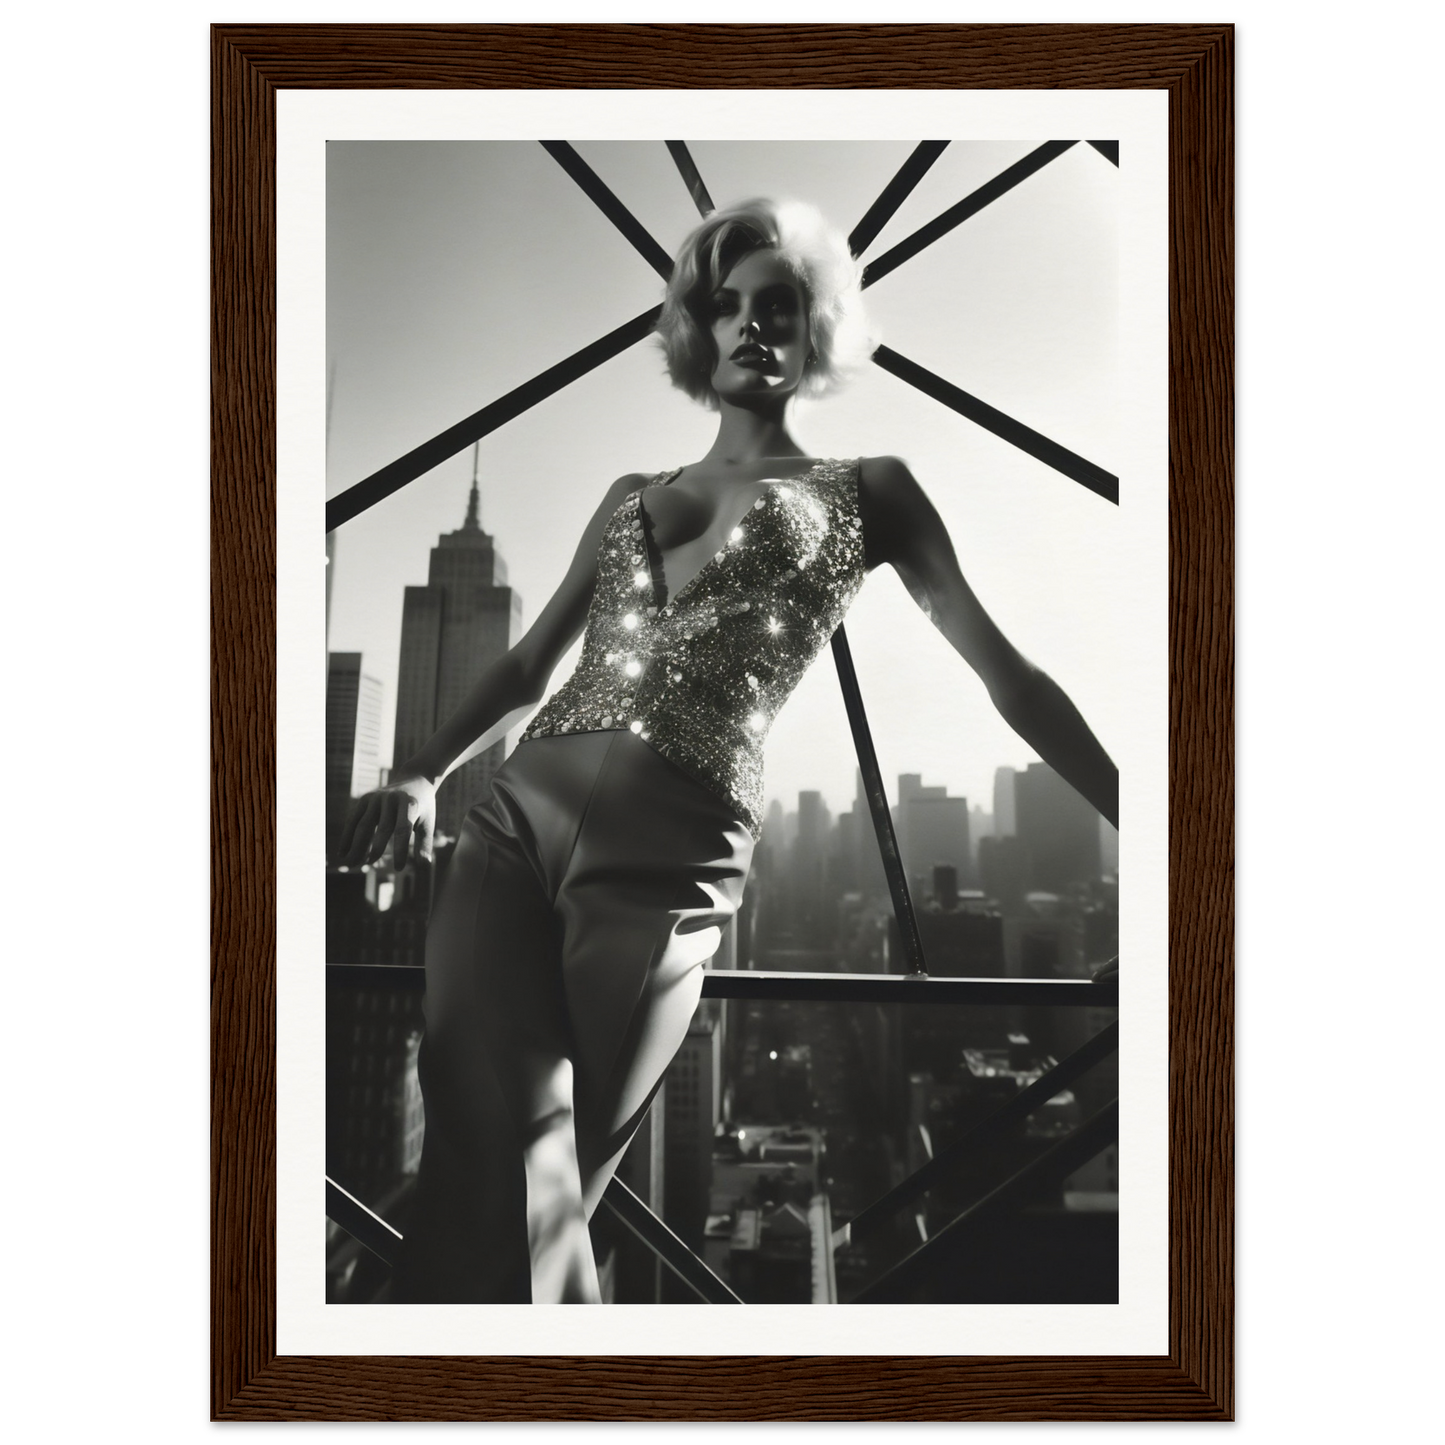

{"left": 520, "top": 458, "right": 866, "bottom": 838}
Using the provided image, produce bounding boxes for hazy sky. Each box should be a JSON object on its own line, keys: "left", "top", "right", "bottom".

{"left": 325, "top": 139, "right": 1122, "bottom": 818}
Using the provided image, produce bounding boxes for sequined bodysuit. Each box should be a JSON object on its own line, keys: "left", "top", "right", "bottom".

{"left": 519, "top": 458, "right": 866, "bottom": 838}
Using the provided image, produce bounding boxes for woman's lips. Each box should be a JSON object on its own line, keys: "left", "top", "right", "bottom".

{"left": 730, "top": 344, "right": 773, "bottom": 368}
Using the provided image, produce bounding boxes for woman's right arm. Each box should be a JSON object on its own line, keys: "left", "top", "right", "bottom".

{"left": 336, "top": 473, "right": 647, "bottom": 869}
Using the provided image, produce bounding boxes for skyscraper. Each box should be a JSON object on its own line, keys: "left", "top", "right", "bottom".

{"left": 793, "top": 790, "right": 832, "bottom": 943}
{"left": 1014, "top": 761, "right": 1102, "bottom": 890}
{"left": 897, "top": 774, "right": 972, "bottom": 888}
{"left": 326, "top": 651, "right": 383, "bottom": 854}
{"left": 993, "top": 766, "right": 1018, "bottom": 837}
{"left": 393, "top": 464, "right": 523, "bottom": 842}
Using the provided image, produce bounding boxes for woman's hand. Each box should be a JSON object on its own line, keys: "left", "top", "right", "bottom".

{"left": 336, "top": 774, "right": 437, "bottom": 870}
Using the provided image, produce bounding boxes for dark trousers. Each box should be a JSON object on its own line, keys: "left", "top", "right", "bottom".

{"left": 393, "top": 730, "right": 753, "bottom": 1303}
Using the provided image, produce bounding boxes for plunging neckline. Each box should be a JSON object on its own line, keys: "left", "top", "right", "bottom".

{"left": 636, "top": 459, "right": 830, "bottom": 607}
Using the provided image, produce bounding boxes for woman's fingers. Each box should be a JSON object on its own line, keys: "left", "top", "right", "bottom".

{"left": 337, "top": 786, "right": 431, "bottom": 870}
{"left": 339, "top": 795, "right": 381, "bottom": 866}
{"left": 392, "top": 800, "right": 416, "bottom": 871}
{"left": 365, "top": 793, "right": 401, "bottom": 865}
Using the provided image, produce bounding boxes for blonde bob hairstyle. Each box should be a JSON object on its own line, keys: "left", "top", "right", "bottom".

{"left": 657, "top": 198, "right": 875, "bottom": 408}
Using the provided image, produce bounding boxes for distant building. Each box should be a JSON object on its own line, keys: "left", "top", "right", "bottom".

{"left": 607, "top": 1097, "right": 666, "bottom": 1303}
{"left": 663, "top": 1012, "right": 722, "bottom": 1281}
{"left": 993, "top": 766, "right": 1018, "bottom": 837}
{"left": 325, "top": 652, "right": 383, "bottom": 855}
{"left": 1014, "top": 762, "right": 1102, "bottom": 890}
{"left": 979, "top": 834, "right": 1032, "bottom": 912}
{"left": 897, "top": 774, "right": 971, "bottom": 889}
{"left": 844, "top": 770, "right": 887, "bottom": 898}
{"left": 969, "top": 804, "right": 994, "bottom": 869}
{"left": 393, "top": 468, "right": 522, "bottom": 842}
{"left": 793, "top": 790, "right": 832, "bottom": 943}
{"left": 708, "top": 1124, "right": 830, "bottom": 1302}
{"left": 325, "top": 983, "right": 426, "bottom": 1196}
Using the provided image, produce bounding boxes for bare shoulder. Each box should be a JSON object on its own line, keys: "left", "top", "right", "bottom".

{"left": 605, "top": 471, "right": 651, "bottom": 503}
{"left": 858, "top": 454, "right": 917, "bottom": 486}
{"left": 584, "top": 471, "right": 650, "bottom": 524}
{"left": 858, "top": 454, "right": 935, "bottom": 520}
{"left": 857, "top": 456, "right": 947, "bottom": 568}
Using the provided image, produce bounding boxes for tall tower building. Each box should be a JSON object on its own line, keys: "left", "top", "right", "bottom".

{"left": 993, "top": 766, "right": 1018, "bottom": 837}
{"left": 325, "top": 652, "right": 383, "bottom": 855}
{"left": 393, "top": 462, "right": 523, "bottom": 842}
{"left": 897, "top": 774, "right": 971, "bottom": 888}
{"left": 1014, "top": 761, "right": 1102, "bottom": 890}
{"left": 661, "top": 1013, "right": 721, "bottom": 1298}
{"left": 793, "top": 790, "right": 832, "bottom": 944}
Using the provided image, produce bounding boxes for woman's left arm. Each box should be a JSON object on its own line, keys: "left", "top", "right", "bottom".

{"left": 859, "top": 455, "right": 1118, "bottom": 830}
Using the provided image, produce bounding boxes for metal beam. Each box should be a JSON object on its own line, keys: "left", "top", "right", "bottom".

{"left": 326, "top": 964, "right": 1119, "bottom": 1008}
{"left": 325, "top": 1176, "right": 402, "bottom": 1268}
{"left": 871, "top": 343, "right": 1119, "bottom": 504}
{"left": 848, "top": 141, "right": 950, "bottom": 257}
{"left": 836, "top": 1022, "right": 1119, "bottom": 1247}
{"left": 831, "top": 625, "right": 928, "bottom": 976}
{"left": 850, "top": 1098, "right": 1119, "bottom": 1303}
{"left": 861, "top": 140, "right": 1079, "bottom": 289}
{"left": 324, "top": 306, "right": 660, "bottom": 531}
{"left": 701, "top": 971, "right": 1117, "bottom": 1007}
{"left": 665, "top": 140, "right": 715, "bottom": 217}
{"left": 540, "top": 141, "right": 675, "bottom": 280}
{"left": 601, "top": 1178, "right": 743, "bottom": 1304}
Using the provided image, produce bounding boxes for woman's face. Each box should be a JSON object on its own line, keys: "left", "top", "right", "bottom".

{"left": 706, "top": 248, "right": 812, "bottom": 404}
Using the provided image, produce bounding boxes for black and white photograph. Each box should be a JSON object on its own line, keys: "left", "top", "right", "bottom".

{"left": 315, "top": 123, "right": 1154, "bottom": 1329}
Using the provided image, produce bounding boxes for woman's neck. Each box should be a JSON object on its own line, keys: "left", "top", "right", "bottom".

{"left": 699, "top": 399, "right": 808, "bottom": 468}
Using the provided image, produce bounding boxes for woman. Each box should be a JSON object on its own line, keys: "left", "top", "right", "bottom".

{"left": 339, "top": 198, "right": 1118, "bottom": 1303}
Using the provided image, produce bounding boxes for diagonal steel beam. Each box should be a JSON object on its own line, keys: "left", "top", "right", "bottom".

{"left": 540, "top": 140, "right": 675, "bottom": 280}
{"left": 871, "top": 343, "right": 1119, "bottom": 504}
{"left": 848, "top": 141, "right": 951, "bottom": 257}
{"left": 836, "top": 1021, "right": 1119, "bottom": 1248}
{"left": 862, "top": 140, "right": 1079, "bottom": 288}
{"left": 325, "top": 1175, "right": 402, "bottom": 1268}
{"left": 325, "top": 306, "right": 660, "bottom": 531}
{"left": 665, "top": 140, "right": 715, "bottom": 217}
{"left": 831, "top": 626, "right": 927, "bottom": 976}
{"left": 602, "top": 1177, "right": 743, "bottom": 1304}
{"left": 849, "top": 1098, "right": 1119, "bottom": 1303}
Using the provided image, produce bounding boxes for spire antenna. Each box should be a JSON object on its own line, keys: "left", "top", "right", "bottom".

{"left": 464, "top": 443, "right": 481, "bottom": 531}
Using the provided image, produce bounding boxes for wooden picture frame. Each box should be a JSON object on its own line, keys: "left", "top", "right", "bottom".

{"left": 212, "top": 22, "right": 1232, "bottom": 1420}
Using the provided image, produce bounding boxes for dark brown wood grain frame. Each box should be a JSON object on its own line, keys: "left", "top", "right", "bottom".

{"left": 212, "top": 22, "right": 1232, "bottom": 1421}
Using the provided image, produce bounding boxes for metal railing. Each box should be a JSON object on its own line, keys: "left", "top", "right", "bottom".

{"left": 326, "top": 962, "right": 1118, "bottom": 1305}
